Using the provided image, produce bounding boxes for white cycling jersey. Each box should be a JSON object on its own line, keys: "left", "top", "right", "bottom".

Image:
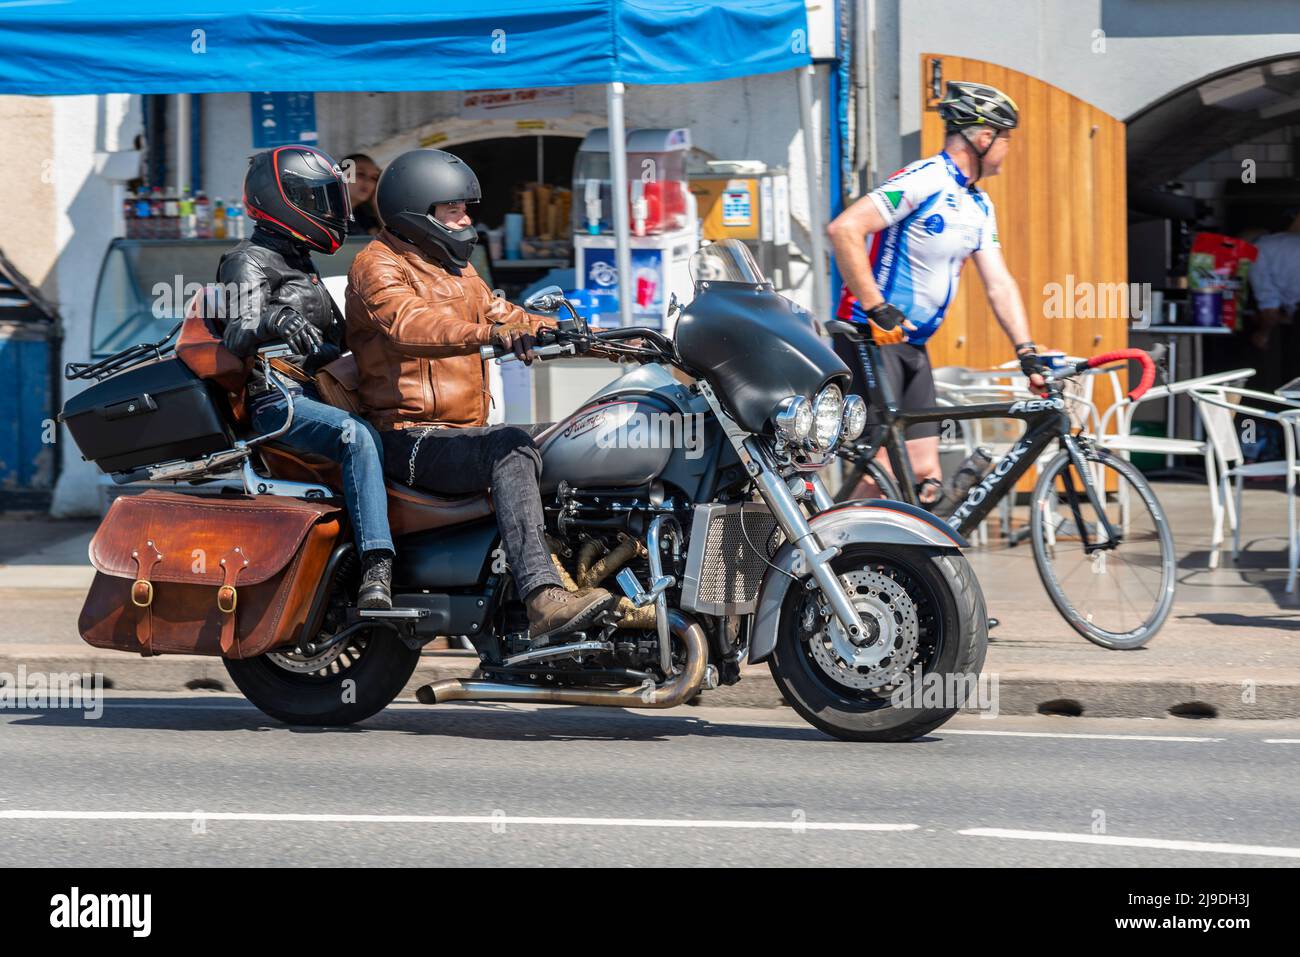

{"left": 836, "top": 151, "right": 999, "bottom": 346}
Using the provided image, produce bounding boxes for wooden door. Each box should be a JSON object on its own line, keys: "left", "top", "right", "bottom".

{"left": 918, "top": 54, "right": 1129, "bottom": 412}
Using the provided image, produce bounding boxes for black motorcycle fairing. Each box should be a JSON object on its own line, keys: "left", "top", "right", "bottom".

{"left": 674, "top": 282, "right": 850, "bottom": 434}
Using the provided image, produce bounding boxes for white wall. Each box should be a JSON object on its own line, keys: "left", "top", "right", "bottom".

{"left": 880, "top": 0, "right": 1300, "bottom": 166}
{"left": 48, "top": 94, "right": 142, "bottom": 517}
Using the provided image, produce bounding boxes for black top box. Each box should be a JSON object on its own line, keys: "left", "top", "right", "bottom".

{"left": 61, "top": 357, "right": 234, "bottom": 474}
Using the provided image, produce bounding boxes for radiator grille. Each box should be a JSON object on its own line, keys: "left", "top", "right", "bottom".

{"left": 681, "top": 503, "right": 782, "bottom": 614}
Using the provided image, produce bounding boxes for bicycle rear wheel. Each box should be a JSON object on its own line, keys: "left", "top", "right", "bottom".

{"left": 834, "top": 455, "right": 904, "bottom": 503}
{"left": 1030, "top": 445, "right": 1176, "bottom": 649}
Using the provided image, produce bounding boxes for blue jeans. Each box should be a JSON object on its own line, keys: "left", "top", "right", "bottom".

{"left": 251, "top": 392, "right": 395, "bottom": 556}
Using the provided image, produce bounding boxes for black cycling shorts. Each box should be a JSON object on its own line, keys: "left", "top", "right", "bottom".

{"left": 832, "top": 337, "right": 938, "bottom": 440}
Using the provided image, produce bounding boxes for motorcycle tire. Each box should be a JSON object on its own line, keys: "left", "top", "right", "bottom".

{"left": 223, "top": 630, "right": 420, "bottom": 726}
{"left": 768, "top": 544, "right": 987, "bottom": 742}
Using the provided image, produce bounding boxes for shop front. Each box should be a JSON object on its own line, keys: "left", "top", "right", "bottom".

{"left": 0, "top": 0, "right": 828, "bottom": 512}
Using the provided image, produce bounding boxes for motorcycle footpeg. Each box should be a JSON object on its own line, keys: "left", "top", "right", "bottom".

{"left": 615, "top": 568, "right": 675, "bottom": 608}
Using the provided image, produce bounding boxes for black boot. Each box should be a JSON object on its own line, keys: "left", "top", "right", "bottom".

{"left": 358, "top": 550, "right": 393, "bottom": 610}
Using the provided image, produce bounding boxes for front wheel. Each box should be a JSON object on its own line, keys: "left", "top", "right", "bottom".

{"left": 223, "top": 627, "right": 420, "bottom": 726}
{"left": 1029, "top": 445, "right": 1176, "bottom": 649}
{"left": 768, "top": 545, "right": 988, "bottom": 742}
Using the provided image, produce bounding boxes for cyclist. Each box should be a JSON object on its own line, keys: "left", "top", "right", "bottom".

{"left": 827, "top": 80, "right": 1049, "bottom": 504}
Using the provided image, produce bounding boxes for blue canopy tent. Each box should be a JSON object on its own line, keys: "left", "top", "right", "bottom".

{"left": 0, "top": 0, "right": 823, "bottom": 325}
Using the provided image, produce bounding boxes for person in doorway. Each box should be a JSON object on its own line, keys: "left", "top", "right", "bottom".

{"left": 218, "top": 145, "right": 395, "bottom": 609}
{"left": 343, "top": 152, "right": 383, "bottom": 235}
{"left": 345, "top": 148, "right": 617, "bottom": 644}
{"left": 827, "top": 81, "right": 1049, "bottom": 504}
{"left": 1247, "top": 208, "right": 1300, "bottom": 380}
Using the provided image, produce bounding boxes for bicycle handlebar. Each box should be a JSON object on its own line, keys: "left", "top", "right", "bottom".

{"left": 1082, "top": 349, "right": 1157, "bottom": 402}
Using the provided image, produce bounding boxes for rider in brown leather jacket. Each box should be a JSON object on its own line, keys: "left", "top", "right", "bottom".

{"left": 345, "top": 149, "right": 616, "bottom": 643}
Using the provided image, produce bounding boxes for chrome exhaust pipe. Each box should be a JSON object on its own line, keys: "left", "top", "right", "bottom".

{"left": 416, "top": 610, "right": 707, "bottom": 709}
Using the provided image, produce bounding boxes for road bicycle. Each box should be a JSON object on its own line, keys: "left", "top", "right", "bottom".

{"left": 828, "top": 320, "right": 1174, "bottom": 649}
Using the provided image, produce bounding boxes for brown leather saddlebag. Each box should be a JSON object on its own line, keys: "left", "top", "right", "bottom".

{"left": 79, "top": 491, "right": 342, "bottom": 659}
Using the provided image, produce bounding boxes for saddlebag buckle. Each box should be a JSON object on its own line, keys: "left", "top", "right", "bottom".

{"left": 131, "top": 579, "right": 154, "bottom": 608}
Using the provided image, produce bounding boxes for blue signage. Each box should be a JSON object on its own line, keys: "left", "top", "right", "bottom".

{"left": 250, "top": 92, "right": 318, "bottom": 148}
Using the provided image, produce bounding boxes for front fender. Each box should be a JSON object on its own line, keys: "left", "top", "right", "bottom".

{"left": 746, "top": 500, "right": 966, "bottom": 665}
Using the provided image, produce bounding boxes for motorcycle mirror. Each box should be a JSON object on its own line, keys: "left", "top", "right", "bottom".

{"left": 524, "top": 285, "right": 566, "bottom": 313}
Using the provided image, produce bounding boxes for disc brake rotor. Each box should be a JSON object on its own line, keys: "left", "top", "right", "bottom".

{"left": 266, "top": 635, "right": 360, "bottom": 674}
{"left": 805, "top": 569, "right": 919, "bottom": 690}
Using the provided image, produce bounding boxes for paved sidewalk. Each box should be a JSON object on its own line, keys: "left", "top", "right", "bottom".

{"left": 1, "top": 480, "right": 1296, "bottom": 719}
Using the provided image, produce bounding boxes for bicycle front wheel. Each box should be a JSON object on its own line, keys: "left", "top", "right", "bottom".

{"left": 1030, "top": 445, "right": 1176, "bottom": 649}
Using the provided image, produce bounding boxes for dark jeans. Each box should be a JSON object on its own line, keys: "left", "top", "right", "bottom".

{"left": 251, "top": 391, "right": 395, "bottom": 556}
{"left": 380, "top": 424, "right": 561, "bottom": 599}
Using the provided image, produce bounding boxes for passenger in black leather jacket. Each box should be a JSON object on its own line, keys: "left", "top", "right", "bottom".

{"left": 217, "top": 146, "right": 394, "bottom": 609}
{"left": 217, "top": 226, "right": 345, "bottom": 398}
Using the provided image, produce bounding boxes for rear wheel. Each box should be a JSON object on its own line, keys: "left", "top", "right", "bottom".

{"left": 1030, "top": 445, "right": 1176, "bottom": 649}
{"left": 223, "top": 627, "right": 420, "bottom": 726}
{"left": 768, "top": 545, "right": 988, "bottom": 742}
{"left": 834, "top": 454, "right": 904, "bottom": 503}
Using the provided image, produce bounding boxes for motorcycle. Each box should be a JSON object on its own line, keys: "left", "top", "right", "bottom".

{"left": 63, "top": 239, "right": 987, "bottom": 741}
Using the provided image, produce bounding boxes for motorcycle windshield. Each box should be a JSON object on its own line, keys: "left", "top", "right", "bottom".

{"left": 689, "top": 239, "right": 766, "bottom": 286}
{"left": 676, "top": 245, "right": 849, "bottom": 436}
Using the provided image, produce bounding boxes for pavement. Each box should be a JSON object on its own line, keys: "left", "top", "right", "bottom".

{"left": 0, "top": 479, "right": 1297, "bottom": 721}
{"left": 1, "top": 698, "right": 1297, "bottom": 866}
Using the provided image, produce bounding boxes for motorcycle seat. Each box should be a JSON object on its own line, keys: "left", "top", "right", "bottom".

{"left": 257, "top": 442, "right": 493, "bottom": 537}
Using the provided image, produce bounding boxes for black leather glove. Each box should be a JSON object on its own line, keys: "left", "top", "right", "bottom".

{"left": 268, "top": 307, "right": 324, "bottom": 357}
{"left": 302, "top": 342, "right": 341, "bottom": 375}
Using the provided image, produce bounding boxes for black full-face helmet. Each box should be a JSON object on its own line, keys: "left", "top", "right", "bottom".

{"left": 376, "top": 149, "right": 482, "bottom": 267}
{"left": 244, "top": 146, "right": 351, "bottom": 253}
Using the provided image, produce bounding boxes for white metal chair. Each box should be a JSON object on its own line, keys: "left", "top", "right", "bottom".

{"left": 1190, "top": 387, "right": 1300, "bottom": 592}
{"left": 1094, "top": 369, "right": 1254, "bottom": 568}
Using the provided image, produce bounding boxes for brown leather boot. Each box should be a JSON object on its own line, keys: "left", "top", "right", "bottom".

{"left": 526, "top": 585, "right": 617, "bottom": 645}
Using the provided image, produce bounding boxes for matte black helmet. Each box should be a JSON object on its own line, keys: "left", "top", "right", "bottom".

{"left": 376, "top": 149, "right": 482, "bottom": 266}
{"left": 938, "top": 81, "right": 1020, "bottom": 132}
{"left": 243, "top": 146, "right": 351, "bottom": 253}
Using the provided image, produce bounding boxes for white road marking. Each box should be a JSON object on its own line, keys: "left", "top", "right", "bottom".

{"left": 1264, "top": 739, "right": 1300, "bottom": 744}
{"left": 959, "top": 828, "right": 1300, "bottom": 859}
{"left": 0, "top": 809, "right": 918, "bottom": 833}
{"left": 939, "top": 729, "right": 1222, "bottom": 743}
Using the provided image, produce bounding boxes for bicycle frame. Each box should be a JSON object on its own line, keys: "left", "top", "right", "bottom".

{"left": 843, "top": 336, "right": 1120, "bottom": 544}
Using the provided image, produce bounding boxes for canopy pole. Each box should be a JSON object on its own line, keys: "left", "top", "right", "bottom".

{"left": 176, "top": 93, "right": 190, "bottom": 196}
{"left": 797, "top": 65, "right": 830, "bottom": 325}
{"left": 606, "top": 81, "right": 634, "bottom": 328}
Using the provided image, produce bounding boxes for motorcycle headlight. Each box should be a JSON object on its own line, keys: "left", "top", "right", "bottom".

{"left": 773, "top": 395, "right": 812, "bottom": 443}
{"left": 841, "top": 394, "right": 868, "bottom": 441}
{"left": 811, "top": 383, "right": 845, "bottom": 450}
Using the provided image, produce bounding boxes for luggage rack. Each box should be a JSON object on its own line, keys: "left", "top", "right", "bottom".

{"left": 66, "top": 322, "right": 182, "bottom": 381}
{"left": 107, "top": 356, "right": 337, "bottom": 502}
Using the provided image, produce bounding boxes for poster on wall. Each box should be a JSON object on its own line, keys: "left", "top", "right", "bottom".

{"left": 250, "top": 92, "right": 318, "bottom": 148}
